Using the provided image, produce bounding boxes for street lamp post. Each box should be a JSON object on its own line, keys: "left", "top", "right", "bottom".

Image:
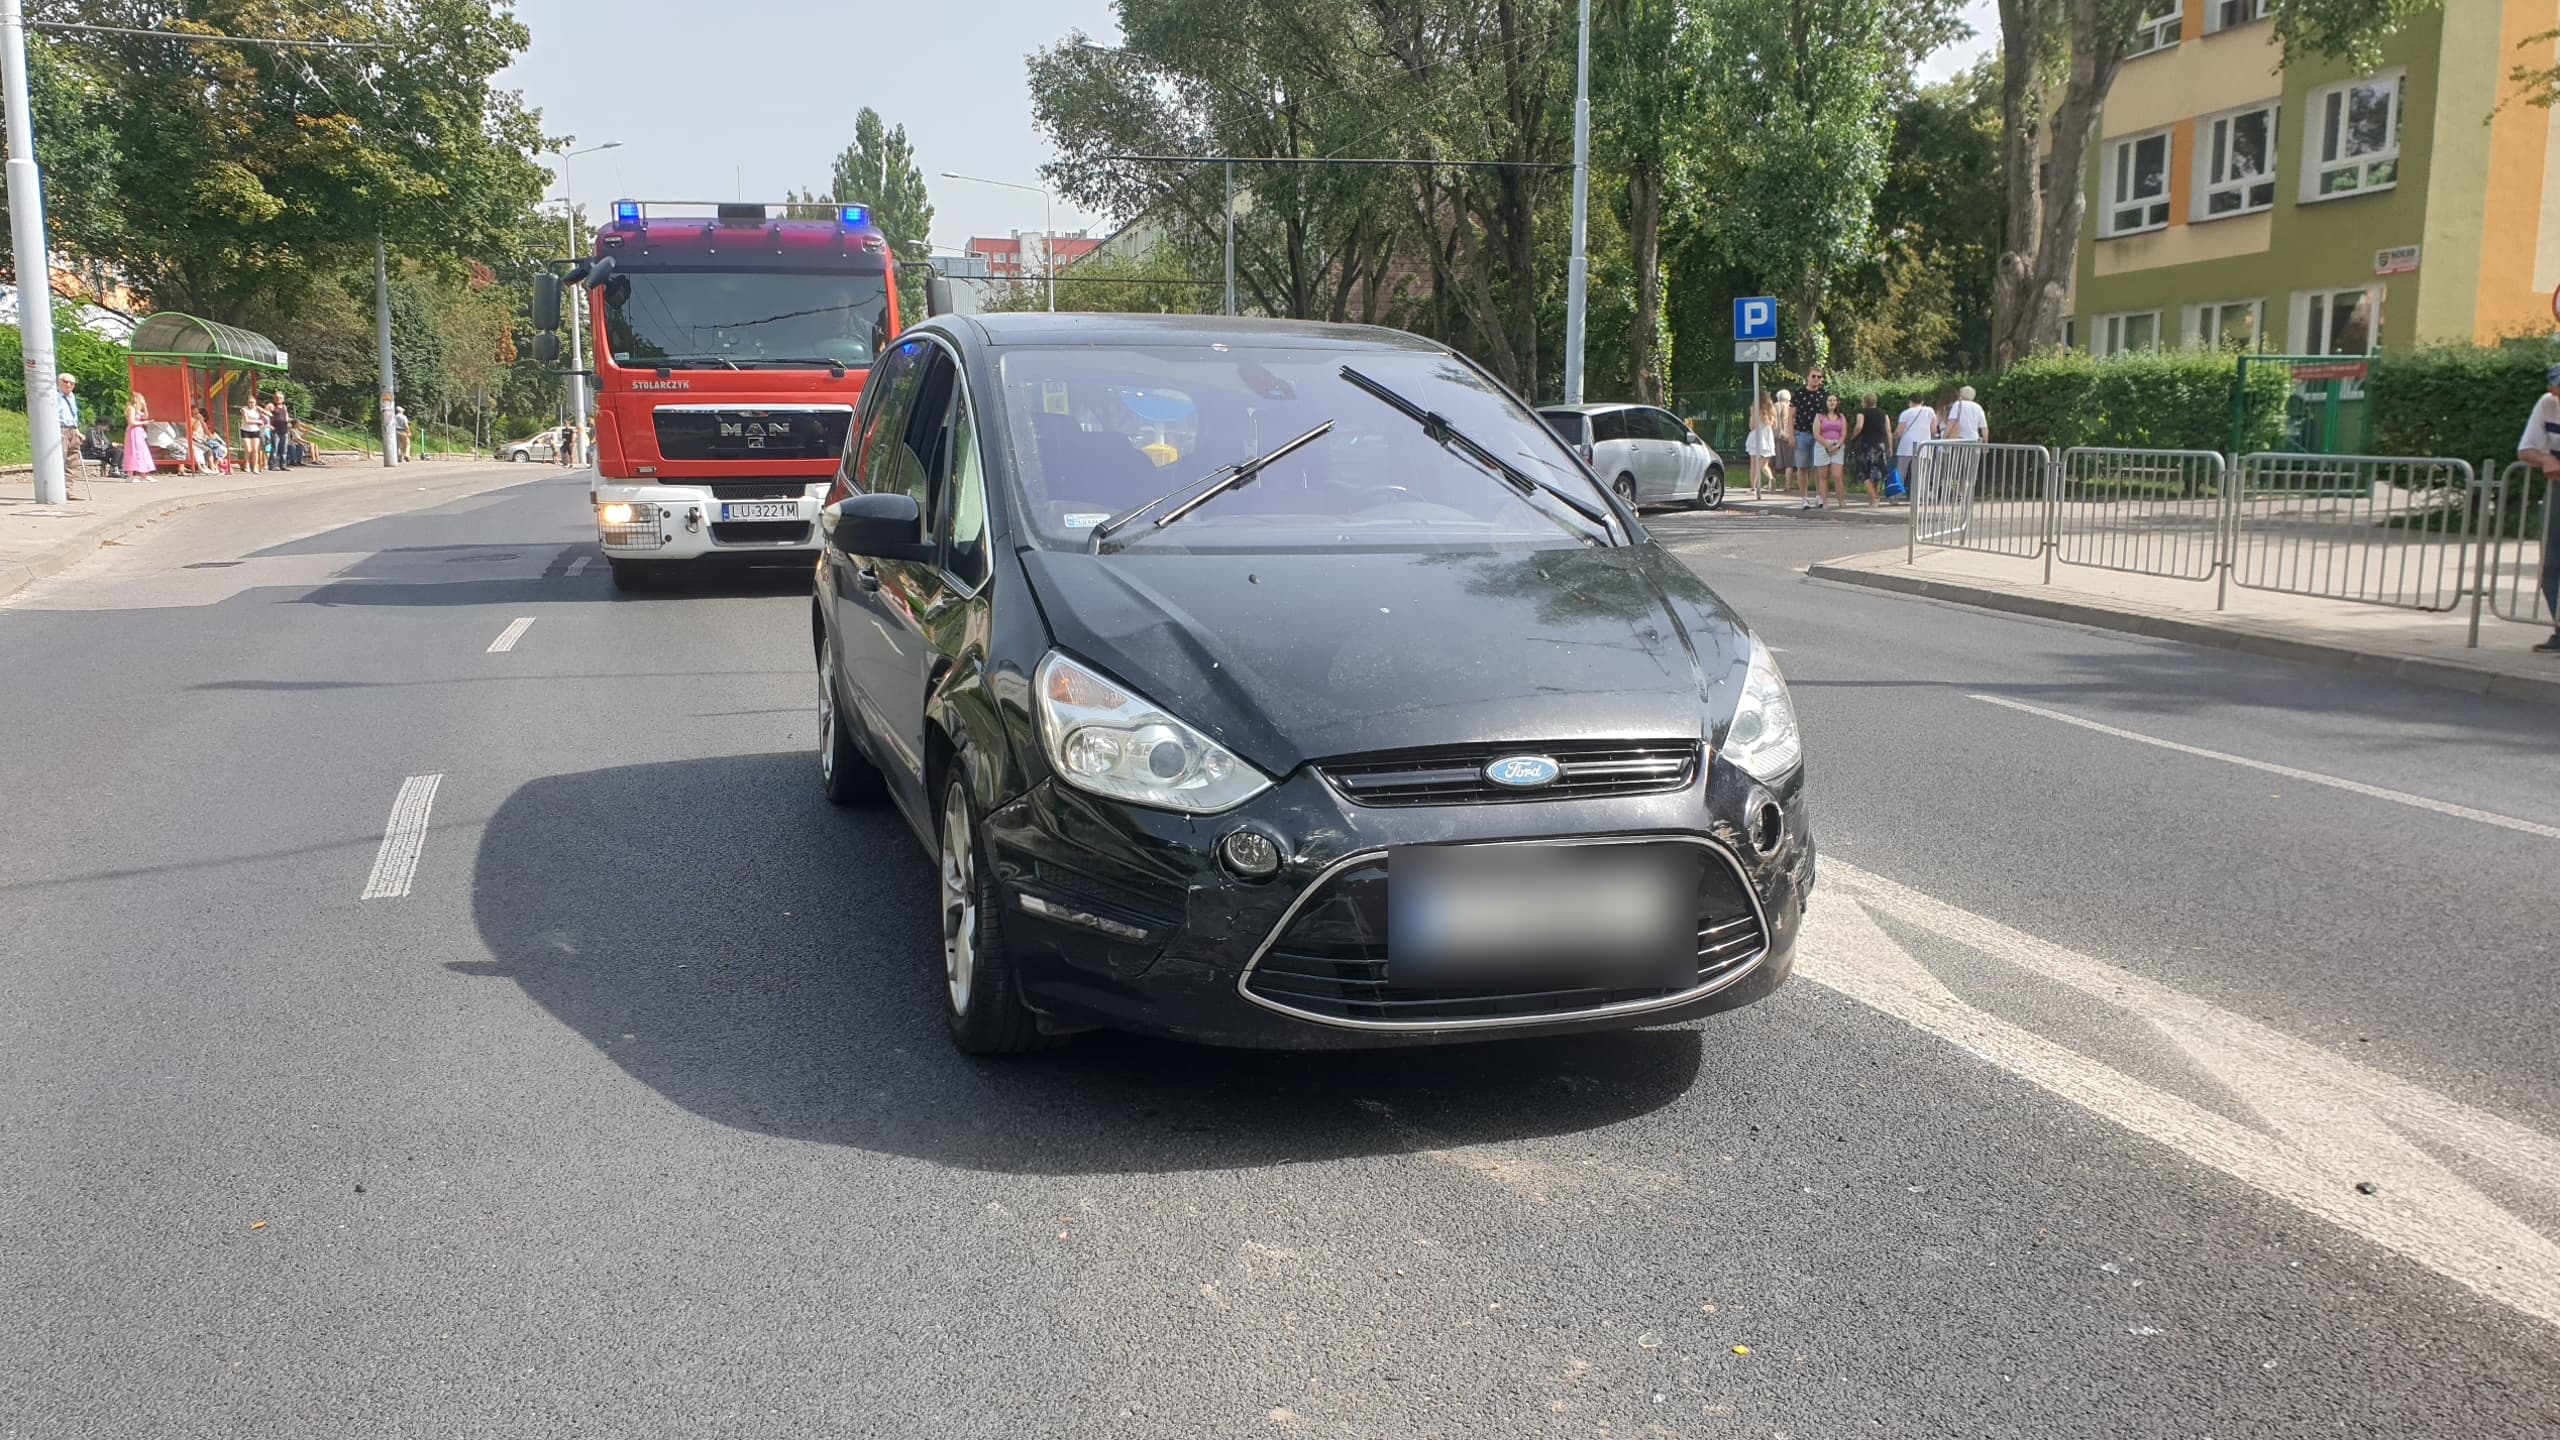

{"left": 1562, "top": 0, "right": 1593, "bottom": 405}
{"left": 3, "top": 0, "right": 67, "bottom": 504}
{"left": 941, "top": 172, "right": 1055, "bottom": 313}
{"left": 556, "top": 141, "right": 621, "bottom": 468}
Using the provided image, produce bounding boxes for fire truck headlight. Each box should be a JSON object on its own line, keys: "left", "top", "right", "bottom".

{"left": 599, "top": 502, "right": 637, "bottom": 525}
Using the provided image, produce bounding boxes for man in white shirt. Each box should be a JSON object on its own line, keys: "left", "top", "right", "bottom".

{"left": 2521, "top": 364, "right": 2560, "bottom": 653}
{"left": 1892, "top": 394, "right": 1937, "bottom": 502}
{"left": 1945, "top": 385, "right": 1989, "bottom": 442}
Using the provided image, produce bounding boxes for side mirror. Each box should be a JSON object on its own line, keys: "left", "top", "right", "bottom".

{"left": 926, "top": 273, "right": 953, "bottom": 318}
{"left": 531, "top": 273, "right": 561, "bottom": 331}
{"left": 530, "top": 333, "right": 560, "bottom": 364}
{"left": 585, "top": 255, "right": 618, "bottom": 291}
{"left": 823, "top": 492, "right": 934, "bottom": 560}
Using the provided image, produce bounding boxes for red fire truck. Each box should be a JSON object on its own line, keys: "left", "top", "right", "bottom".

{"left": 533, "top": 200, "right": 901, "bottom": 590}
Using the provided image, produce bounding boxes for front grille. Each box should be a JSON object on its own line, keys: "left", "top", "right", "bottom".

{"left": 1242, "top": 842, "right": 1766, "bottom": 1026}
{"left": 1318, "top": 741, "right": 1697, "bottom": 806}
{"left": 653, "top": 408, "right": 852, "bottom": 463}
{"left": 710, "top": 520, "right": 813, "bottom": 546}
{"left": 701, "top": 480, "right": 813, "bottom": 501}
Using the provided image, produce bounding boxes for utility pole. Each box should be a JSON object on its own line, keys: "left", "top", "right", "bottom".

{"left": 3, "top": 0, "right": 66, "bottom": 504}
{"left": 374, "top": 233, "right": 396, "bottom": 467}
{"left": 1561, "top": 0, "right": 1593, "bottom": 405}
{"left": 555, "top": 141, "right": 619, "bottom": 469}
{"left": 1223, "top": 162, "right": 1236, "bottom": 317}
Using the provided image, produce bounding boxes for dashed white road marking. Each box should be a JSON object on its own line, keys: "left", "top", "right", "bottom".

{"left": 1805, "top": 857, "right": 2560, "bottom": 1329}
{"left": 1972, "top": 692, "right": 2560, "bottom": 840}
{"left": 486, "top": 617, "right": 536, "bottom": 653}
{"left": 359, "top": 774, "right": 443, "bottom": 901}
{"left": 564, "top": 556, "right": 591, "bottom": 577}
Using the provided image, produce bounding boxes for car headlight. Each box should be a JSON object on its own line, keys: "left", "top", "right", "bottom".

{"left": 1723, "top": 641, "right": 1801, "bottom": 782}
{"left": 1035, "top": 652, "right": 1271, "bottom": 814}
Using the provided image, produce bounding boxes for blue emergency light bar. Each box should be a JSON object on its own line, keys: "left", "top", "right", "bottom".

{"left": 613, "top": 200, "right": 640, "bottom": 224}
{"left": 840, "top": 205, "right": 869, "bottom": 226}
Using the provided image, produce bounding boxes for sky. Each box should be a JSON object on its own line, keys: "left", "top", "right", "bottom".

{"left": 499, "top": 0, "right": 1999, "bottom": 253}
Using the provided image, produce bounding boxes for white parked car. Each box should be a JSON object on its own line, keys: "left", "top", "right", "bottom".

{"left": 501, "top": 428, "right": 564, "bottom": 463}
{"left": 1538, "top": 402, "right": 1725, "bottom": 510}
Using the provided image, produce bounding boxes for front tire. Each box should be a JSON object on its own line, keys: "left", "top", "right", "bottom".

{"left": 939, "top": 775, "right": 1055, "bottom": 1055}
{"left": 1695, "top": 464, "right": 1726, "bottom": 510}
{"left": 817, "top": 634, "right": 886, "bottom": 805}
{"left": 608, "top": 558, "right": 654, "bottom": 592}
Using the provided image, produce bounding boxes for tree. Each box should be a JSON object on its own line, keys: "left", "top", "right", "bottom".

{"left": 1, "top": 1, "right": 550, "bottom": 321}
{"left": 1594, "top": 0, "right": 1696, "bottom": 403}
{"left": 1992, "top": 0, "right": 2440, "bottom": 364}
{"left": 814, "top": 109, "right": 935, "bottom": 322}
{"left": 1833, "top": 59, "right": 2002, "bottom": 372}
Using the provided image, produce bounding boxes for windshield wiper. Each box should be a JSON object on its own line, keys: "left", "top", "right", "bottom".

{"left": 643, "top": 354, "right": 743, "bottom": 370}
{"left": 1336, "top": 365, "right": 1612, "bottom": 532}
{"left": 1087, "top": 420, "right": 1336, "bottom": 554}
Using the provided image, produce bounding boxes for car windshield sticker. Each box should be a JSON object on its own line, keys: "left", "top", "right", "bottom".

{"left": 1063, "top": 511, "right": 1111, "bottom": 530}
{"left": 1043, "top": 381, "right": 1071, "bottom": 416}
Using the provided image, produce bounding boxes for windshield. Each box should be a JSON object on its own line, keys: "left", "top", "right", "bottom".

{"left": 997, "top": 345, "right": 1613, "bottom": 553}
{"left": 603, "top": 270, "right": 891, "bottom": 371}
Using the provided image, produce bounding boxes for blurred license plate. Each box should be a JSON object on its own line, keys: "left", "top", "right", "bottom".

{"left": 720, "top": 501, "right": 797, "bottom": 521}
{"left": 1388, "top": 843, "right": 1696, "bottom": 987}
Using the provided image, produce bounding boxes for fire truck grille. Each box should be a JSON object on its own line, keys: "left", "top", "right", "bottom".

{"left": 653, "top": 409, "right": 853, "bottom": 463}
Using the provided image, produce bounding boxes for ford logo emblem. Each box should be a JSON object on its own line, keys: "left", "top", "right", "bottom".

{"left": 1483, "top": 754, "right": 1561, "bottom": 788}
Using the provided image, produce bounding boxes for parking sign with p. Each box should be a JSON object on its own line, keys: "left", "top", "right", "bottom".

{"left": 1734, "top": 296, "right": 1777, "bottom": 342}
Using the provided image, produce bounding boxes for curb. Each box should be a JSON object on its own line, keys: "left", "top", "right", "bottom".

{"left": 1721, "top": 499, "right": 1909, "bottom": 526}
{"left": 1, "top": 462, "right": 522, "bottom": 604}
{"left": 1806, "top": 558, "right": 2560, "bottom": 711}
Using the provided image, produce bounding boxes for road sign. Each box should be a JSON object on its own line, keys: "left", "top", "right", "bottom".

{"left": 1735, "top": 340, "right": 1776, "bottom": 364}
{"left": 1734, "top": 296, "right": 1777, "bottom": 342}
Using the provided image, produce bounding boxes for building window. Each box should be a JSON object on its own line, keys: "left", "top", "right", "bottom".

{"left": 2062, "top": 317, "right": 2077, "bottom": 350}
{"left": 2096, "top": 311, "right": 2162, "bottom": 357}
{"left": 2207, "top": 0, "right": 2270, "bottom": 33}
{"left": 2295, "top": 287, "right": 2382, "bottom": 355}
{"left": 2197, "top": 104, "right": 2278, "bottom": 218}
{"left": 2128, "top": 5, "right": 2182, "bottom": 57}
{"left": 2304, "top": 73, "right": 2401, "bottom": 200}
{"left": 2102, "top": 129, "right": 2173, "bottom": 237}
{"left": 2189, "top": 300, "right": 2264, "bottom": 351}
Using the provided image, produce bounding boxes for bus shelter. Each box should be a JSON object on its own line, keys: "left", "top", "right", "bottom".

{"left": 125, "top": 313, "right": 289, "bottom": 472}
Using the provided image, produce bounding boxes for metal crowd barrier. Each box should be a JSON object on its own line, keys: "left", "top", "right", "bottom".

{"left": 1905, "top": 443, "right": 2496, "bottom": 641}
{"left": 1907, "top": 441, "right": 2049, "bottom": 563}
{"left": 2226, "top": 453, "right": 2479, "bottom": 613}
{"left": 2479, "top": 461, "right": 2553, "bottom": 628}
{"left": 2055, "top": 447, "right": 2228, "bottom": 586}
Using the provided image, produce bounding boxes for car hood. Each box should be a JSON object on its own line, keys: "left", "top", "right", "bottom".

{"left": 1017, "top": 542, "right": 1751, "bottom": 773}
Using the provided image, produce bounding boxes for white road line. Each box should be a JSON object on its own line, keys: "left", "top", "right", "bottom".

{"left": 1807, "top": 857, "right": 2560, "bottom": 1329}
{"left": 359, "top": 774, "right": 442, "bottom": 901}
{"left": 1972, "top": 692, "right": 2560, "bottom": 840}
{"left": 564, "top": 556, "right": 590, "bottom": 577}
{"left": 487, "top": 617, "right": 536, "bottom": 653}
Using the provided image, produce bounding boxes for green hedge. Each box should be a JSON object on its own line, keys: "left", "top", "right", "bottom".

{"left": 2368, "top": 339, "right": 2560, "bottom": 469}
{"left": 0, "top": 309, "right": 130, "bottom": 418}
{"left": 1803, "top": 350, "right": 2292, "bottom": 454}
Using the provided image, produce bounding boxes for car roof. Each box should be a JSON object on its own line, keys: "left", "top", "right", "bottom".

{"left": 936, "top": 311, "right": 1452, "bottom": 353}
{"left": 1537, "top": 402, "right": 1650, "bottom": 415}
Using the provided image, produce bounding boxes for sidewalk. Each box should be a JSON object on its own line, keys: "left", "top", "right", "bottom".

{"left": 1809, "top": 543, "right": 2560, "bottom": 709}
{"left": 1721, "top": 490, "right": 1910, "bottom": 525}
{"left": 0, "top": 455, "right": 500, "bottom": 603}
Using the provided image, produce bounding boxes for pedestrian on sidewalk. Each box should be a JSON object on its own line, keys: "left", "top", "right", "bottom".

{"left": 239, "top": 388, "right": 265, "bottom": 474}
{"left": 396, "top": 405, "right": 413, "bottom": 462}
{"left": 1946, "top": 385, "right": 1989, "bottom": 442}
{"left": 1804, "top": 394, "right": 1849, "bottom": 510}
{"left": 1848, "top": 392, "right": 1891, "bottom": 506}
{"left": 268, "top": 395, "right": 293, "bottom": 469}
{"left": 1769, "top": 389, "right": 1795, "bottom": 495}
{"left": 54, "top": 373, "right": 87, "bottom": 500}
{"left": 1894, "top": 391, "right": 1938, "bottom": 497}
{"left": 122, "top": 393, "right": 157, "bottom": 482}
{"left": 2522, "top": 364, "right": 2560, "bottom": 653}
{"left": 1745, "top": 393, "right": 1777, "bottom": 495}
{"left": 1791, "top": 368, "right": 1832, "bottom": 489}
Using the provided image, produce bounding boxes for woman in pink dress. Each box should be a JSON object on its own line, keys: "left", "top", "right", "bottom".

{"left": 123, "top": 394, "right": 157, "bottom": 481}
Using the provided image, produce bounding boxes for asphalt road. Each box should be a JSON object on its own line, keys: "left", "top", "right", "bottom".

{"left": 3, "top": 470, "right": 2555, "bottom": 1438}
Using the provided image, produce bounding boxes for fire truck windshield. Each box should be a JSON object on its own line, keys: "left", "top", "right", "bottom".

{"left": 603, "top": 270, "right": 892, "bottom": 371}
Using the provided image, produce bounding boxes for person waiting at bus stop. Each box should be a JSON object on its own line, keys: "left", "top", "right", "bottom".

{"left": 2523, "top": 364, "right": 2560, "bottom": 653}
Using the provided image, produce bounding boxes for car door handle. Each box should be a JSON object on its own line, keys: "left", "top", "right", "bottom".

{"left": 854, "top": 563, "right": 881, "bottom": 591}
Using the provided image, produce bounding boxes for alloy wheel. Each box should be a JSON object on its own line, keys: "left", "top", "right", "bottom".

{"left": 940, "top": 784, "right": 978, "bottom": 1017}
{"left": 817, "top": 642, "right": 839, "bottom": 785}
